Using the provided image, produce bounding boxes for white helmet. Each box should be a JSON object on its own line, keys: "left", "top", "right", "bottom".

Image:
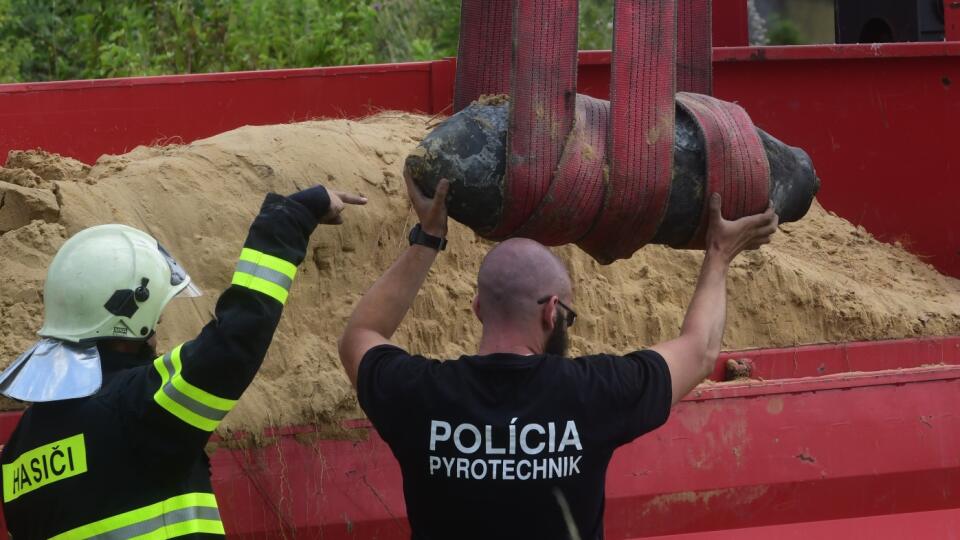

{"left": 38, "top": 224, "right": 200, "bottom": 343}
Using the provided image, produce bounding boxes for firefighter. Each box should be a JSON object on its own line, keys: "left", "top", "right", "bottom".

{"left": 0, "top": 184, "right": 364, "bottom": 539}
{"left": 338, "top": 174, "right": 778, "bottom": 539}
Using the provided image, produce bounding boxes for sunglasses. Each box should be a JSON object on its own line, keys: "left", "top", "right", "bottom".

{"left": 537, "top": 296, "right": 577, "bottom": 327}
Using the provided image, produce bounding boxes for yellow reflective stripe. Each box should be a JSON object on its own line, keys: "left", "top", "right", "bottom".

{"left": 153, "top": 380, "right": 219, "bottom": 432}
{"left": 232, "top": 248, "right": 297, "bottom": 304}
{"left": 231, "top": 272, "right": 290, "bottom": 304}
{"left": 152, "top": 344, "right": 237, "bottom": 432}
{"left": 2, "top": 434, "right": 87, "bottom": 502}
{"left": 168, "top": 346, "right": 236, "bottom": 412}
{"left": 50, "top": 492, "right": 220, "bottom": 540}
{"left": 239, "top": 248, "right": 297, "bottom": 280}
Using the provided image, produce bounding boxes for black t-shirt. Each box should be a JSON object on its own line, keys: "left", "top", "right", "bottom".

{"left": 357, "top": 345, "right": 673, "bottom": 540}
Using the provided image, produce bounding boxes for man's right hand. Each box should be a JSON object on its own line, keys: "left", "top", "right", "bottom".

{"left": 403, "top": 171, "right": 450, "bottom": 238}
{"left": 652, "top": 193, "right": 778, "bottom": 406}
{"left": 705, "top": 193, "right": 779, "bottom": 265}
{"left": 289, "top": 185, "right": 367, "bottom": 225}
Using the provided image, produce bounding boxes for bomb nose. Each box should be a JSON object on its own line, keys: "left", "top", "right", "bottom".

{"left": 405, "top": 103, "right": 510, "bottom": 234}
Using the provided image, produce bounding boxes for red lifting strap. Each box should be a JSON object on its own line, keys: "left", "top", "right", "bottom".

{"left": 451, "top": 0, "right": 770, "bottom": 263}
{"left": 677, "top": 92, "right": 770, "bottom": 248}
{"left": 516, "top": 95, "right": 610, "bottom": 245}
{"left": 488, "top": 0, "right": 579, "bottom": 240}
{"left": 579, "top": 0, "right": 677, "bottom": 263}
{"left": 677, "top": 0, "right": 713, "bottom": 95}
{"left": 454, "top": 0, "right": 513, "bottom": 113}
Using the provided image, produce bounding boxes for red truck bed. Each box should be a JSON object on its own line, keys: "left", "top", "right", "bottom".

{"left": 1, "top": 338, "right": 956, "bottom": 538}
{"left": 0, "top": 39, "right": 958, "bottom": 537}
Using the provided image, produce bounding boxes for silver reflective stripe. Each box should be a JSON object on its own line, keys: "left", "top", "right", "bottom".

{"left": 160, "top": 353, "right": 228, "bottom": 422}
{"left": 235, "top": 260, "right": 293, "bottom": 290}
{"left": 88, "top": 506, "right": 221, "bottom": 540}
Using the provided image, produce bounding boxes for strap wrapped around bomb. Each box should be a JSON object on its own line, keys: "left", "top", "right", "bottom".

{"left": 405, "top": 0, "right": 819, "bottom": 264}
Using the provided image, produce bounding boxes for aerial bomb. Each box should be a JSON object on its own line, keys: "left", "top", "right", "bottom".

{"left": 406, "top": 99, "right": 819, "bottom": 257}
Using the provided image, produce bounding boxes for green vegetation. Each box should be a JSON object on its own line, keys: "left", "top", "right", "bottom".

{"left": 767, "top": 17, "right": 805, "bottom": 46}
{"left": 579, "top": 0, "right": 614, "bottom": 51}
{"left": 0, "top": 0, "right": 379, "bottom": 81}
{"left": 0, "top": 0, "right": 618, "bottom": 83}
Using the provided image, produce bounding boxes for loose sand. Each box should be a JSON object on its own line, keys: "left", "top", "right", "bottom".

{"left": 1, "top": 113, "right": 958, "bottom": 434}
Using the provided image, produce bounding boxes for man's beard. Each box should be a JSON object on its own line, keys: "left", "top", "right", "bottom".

{"left": 544, "top": 314, "right": 569, "bottom": 356}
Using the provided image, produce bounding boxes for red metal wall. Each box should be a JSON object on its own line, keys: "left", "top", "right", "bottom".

{"left": 0, "top": 60, "right": 454, "bottom": 165}
{"left": 711, "top": 0, "right": 749, "bottom": 47}
{"left": 1, "top": 44, "right": 957, "bottom": 277}
{"left": 579, "top": 43, "right": 960, "bottom": 278}
{"left": 207, "top": 361, "right": 960, "bottom": 540}
{"left": 0, "top": 338, "right": 958, "bottom": 538}
{"left": 182, "top": 337, "right": 960, "bottom": 538}
{"left": 714, "top": 44, "right": 960, "bottom": 280}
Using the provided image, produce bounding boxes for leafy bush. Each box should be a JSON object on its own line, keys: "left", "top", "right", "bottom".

{"left": 767, "top": 17, "right": 804, "bottom": 46}
{"left": 0, "top": 0, "right": 622, "bottom": 82}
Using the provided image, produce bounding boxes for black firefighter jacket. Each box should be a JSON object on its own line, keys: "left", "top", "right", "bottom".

{"left": 0, "top": 193, "right": 318, "bottom": 539}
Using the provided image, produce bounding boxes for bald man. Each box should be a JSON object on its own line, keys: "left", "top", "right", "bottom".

{"left": 338, "top": 174, "right": 779, "bottom": 540}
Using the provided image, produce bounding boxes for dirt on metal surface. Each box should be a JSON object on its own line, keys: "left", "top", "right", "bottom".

{"left": 0, "top": 113, "right": 958, "bottom": 434}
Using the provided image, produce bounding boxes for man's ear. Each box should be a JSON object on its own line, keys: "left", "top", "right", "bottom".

{"left": 472, "top": 295, "right": 482, "bottom": 323}
{"left": 541, "top": 297, "right": 557, "bottom": 332}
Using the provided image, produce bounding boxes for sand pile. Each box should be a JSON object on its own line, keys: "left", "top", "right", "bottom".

{"left": 1, "top": 113, "right": 958, "bottom": 434}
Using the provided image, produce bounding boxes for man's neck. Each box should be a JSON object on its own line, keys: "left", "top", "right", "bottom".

{"left": 477, "top": 327, "right": 541, "bottom": 356}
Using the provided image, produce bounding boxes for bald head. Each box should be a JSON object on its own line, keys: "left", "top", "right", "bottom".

{"left": 476, "top": 238, "right": 572, "bottom": 325}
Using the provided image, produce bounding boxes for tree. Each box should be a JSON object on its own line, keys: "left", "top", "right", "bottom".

{"left": 0, "top": 0, "right": 623, "bottom": 83}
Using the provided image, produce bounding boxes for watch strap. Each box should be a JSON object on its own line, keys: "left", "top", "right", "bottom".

{"left": 408, "top": 223, "right": 447, "bottom": 251}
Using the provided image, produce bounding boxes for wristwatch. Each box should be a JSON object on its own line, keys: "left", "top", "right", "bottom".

{"left": 408, "top": 223, "right": 447, "bottom": 251}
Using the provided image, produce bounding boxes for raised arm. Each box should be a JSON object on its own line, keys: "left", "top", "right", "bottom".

{"left": 652, "top": 194, "right": 778, "bottom": 405}
{"left": 338, "top": 174, "right": 449, "bottom": 388}
{"left": 134, "top": 185, "right": 365, "bottom": 439}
